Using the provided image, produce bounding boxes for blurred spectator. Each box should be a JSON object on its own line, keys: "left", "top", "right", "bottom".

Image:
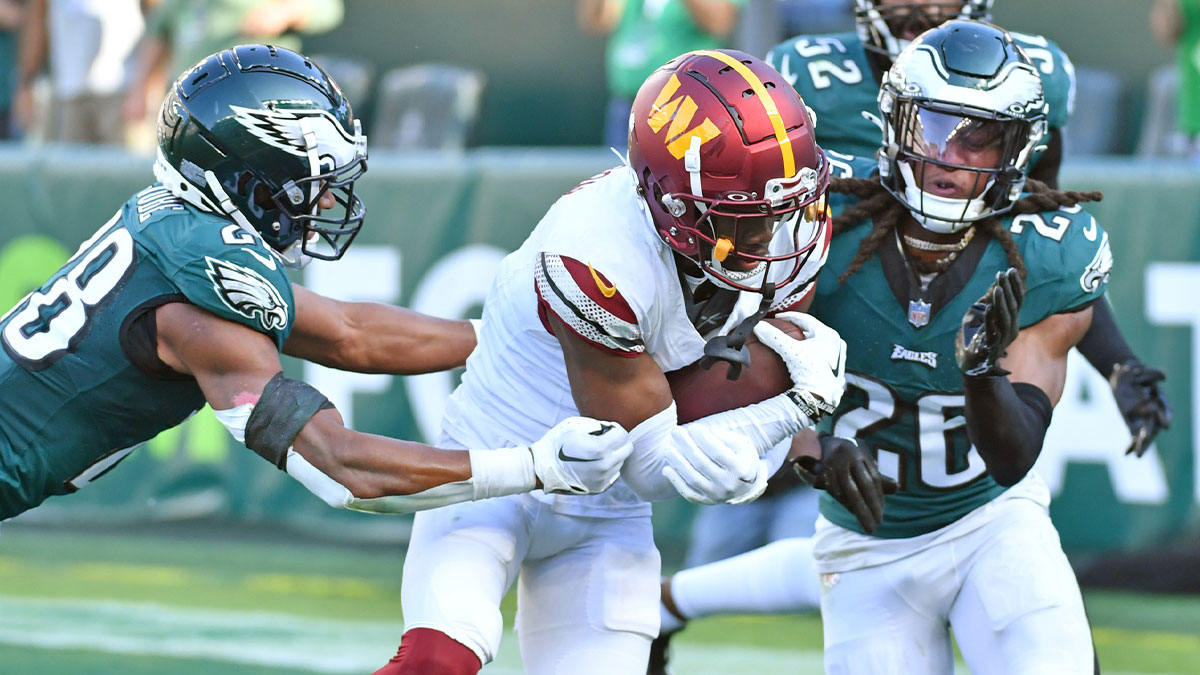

{"left": 123, "top": 0, "right": 344, "bottom": 135}
{"left": 15, "top": 0, "right": 144, "bottom": 145}
{"left": 577, "top": 0, "right": 744, "bottom": 149}
{"left": 778, "top": 0, "right": 853, "bottom": 36}
{"left": 0, "top": 1, "right": 21, "bottom": 140}
{"left": 1151, "top": 0, "right": 1200, "bottom": 161}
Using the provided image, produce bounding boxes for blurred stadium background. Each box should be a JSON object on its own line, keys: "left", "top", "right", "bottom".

{"left": 2, "top": 0, "right": 1199, "bottom": 672}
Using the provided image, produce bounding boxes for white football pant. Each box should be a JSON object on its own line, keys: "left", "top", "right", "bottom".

{"left": 820, "top": 497, "right": 1094, "bottom": 674}
{"left": 401, "top": 493, "right": 660, "bottom": 674}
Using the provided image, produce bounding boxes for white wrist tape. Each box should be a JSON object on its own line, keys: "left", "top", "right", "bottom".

{"left": 468, "top": 447, "right": 537, "bottom": 500}
{"left": 683, "top": 392, "right": 811, "bottom": 457}
{"left": 283, "top": 449, "right": 484, "bottom": 514}
{"left": 619, "top": 391, "right": 811, "bottom": 502}
{"left": 213, "top": 403, "right": 253, "bottom": 443}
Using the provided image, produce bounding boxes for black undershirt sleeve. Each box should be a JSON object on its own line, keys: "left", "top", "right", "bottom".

{"left": 962, "top": 377, "right": 1054, "bottom": 487}
{"left": 1074, "top": 297, "right": 1138, "bottom": 378}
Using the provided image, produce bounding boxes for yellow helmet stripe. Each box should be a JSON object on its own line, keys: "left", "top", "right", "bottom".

{"left": 693, "top": 50, "right": 795, "bottom": 178}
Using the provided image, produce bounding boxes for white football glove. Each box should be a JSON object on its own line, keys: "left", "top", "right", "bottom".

{"left": 528, "top": 417, "right": 632, "bottom": 495}
{"left": 753, "top": 312, "right": 847, "bottom": 423}
{"left": 662, "top": 427, "right": 769, "bottom": 505}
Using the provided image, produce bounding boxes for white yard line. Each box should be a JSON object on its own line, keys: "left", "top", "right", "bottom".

{"left": 0, "top": 595, "right": 1169, "bottom": 675}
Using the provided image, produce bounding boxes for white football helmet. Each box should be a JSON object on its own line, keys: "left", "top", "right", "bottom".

{"left": 876, "top": 20, "right": 1047, "bottom": 233}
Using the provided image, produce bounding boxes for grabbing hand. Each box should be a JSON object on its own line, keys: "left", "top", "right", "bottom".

{"left": 529, "top": 417, "right": 632, "bottom": 495}
{"left": 752, "top": 312, "right": 847, "bottom": 423}
{"left": 956, "top": 268, "right": 1025, "bottom": 377}
{"left": 662, "top": 428, "right": 768, "bottom": 505}
{"left": 1110, "top": 362, "right": 1172, "bottom": 457}
{"left": 794, "top": 434, "right": 898, "bottom": 533}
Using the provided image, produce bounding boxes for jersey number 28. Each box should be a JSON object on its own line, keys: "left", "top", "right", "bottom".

{"left": 2, "top": 213, "right": 135, "bottom": 370}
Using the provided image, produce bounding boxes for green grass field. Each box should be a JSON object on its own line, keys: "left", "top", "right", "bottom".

{"left": 1, "top": 523, "right": 1198, "bottom": 675}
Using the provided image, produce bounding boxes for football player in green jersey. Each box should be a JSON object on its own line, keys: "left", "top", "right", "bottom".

{"left": 764, "top": 0, "right": 1168, "bottom": 461}
{"left": 0, "top": 46, "right": 635, "bottom": 527}
{"left": 651, "top": 21, "right": 1107, "bottom": 675}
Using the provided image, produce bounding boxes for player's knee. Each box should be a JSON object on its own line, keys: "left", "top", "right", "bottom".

{"left": 375, "top": 628, "right": 482, "bottom": 675}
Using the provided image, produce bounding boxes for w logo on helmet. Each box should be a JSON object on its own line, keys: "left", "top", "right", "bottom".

{"left": 647, "top": 74, "right": 721, "bottom": 160}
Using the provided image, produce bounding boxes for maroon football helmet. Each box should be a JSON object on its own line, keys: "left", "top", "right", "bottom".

{"left": 628, "top": 49, "right": 829, "bottom": 293}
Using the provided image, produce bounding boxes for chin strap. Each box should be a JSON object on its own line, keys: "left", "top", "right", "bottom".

{"left": 697, "top": 282, "right": 776, "bottom": 381}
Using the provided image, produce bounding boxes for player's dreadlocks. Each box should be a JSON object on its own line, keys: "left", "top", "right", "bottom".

{"left": 829, "top": 176, "right": 1103, "bottom": 284}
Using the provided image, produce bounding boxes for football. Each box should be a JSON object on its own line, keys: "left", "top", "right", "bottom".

{"left": 667, "top": 317, "right": 804, "bottom": 423}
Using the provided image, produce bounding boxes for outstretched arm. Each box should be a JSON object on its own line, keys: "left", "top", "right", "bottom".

{"left": 156, "top": 302, "right": 629, "bottom": 512}
{"left": 957, "top": 269, "right": 1092, "bottom": 486}
{"left": 283, "top": 284, "right": 476, "bottom": 374}
{"left": 1075, "top": 297, "right": 1171, "bottom": 456}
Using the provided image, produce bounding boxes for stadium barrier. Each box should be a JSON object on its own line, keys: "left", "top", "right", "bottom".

{"left": 1, "top": 145, "right": 1196, "bottom": 555}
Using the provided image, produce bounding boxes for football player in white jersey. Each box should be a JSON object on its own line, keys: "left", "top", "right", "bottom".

{"left": 368, "top": 50, "right": 869, "bottom": 675}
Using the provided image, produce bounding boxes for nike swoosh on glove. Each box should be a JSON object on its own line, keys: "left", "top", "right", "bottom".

{"left": 529, "top": 417, "right": 632, "bottom": 494}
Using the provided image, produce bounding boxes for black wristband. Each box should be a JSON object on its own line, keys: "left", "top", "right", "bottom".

{"left": 245, "top": 372, "right": 337, "bottom": 469}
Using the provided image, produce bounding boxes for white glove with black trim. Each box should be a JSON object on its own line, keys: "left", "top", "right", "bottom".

{"left": 662, "top": 427, "right": 768, "bottom": 505}
{"left": 753, "top": 312, "right": 847, "bottom": 423}
{"left": 528, "top": 417, "right": 632, "bottom": 495}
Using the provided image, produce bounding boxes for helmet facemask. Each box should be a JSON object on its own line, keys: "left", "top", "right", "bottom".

{"left": 855, "top": 1, "right": 993, "bottom": 63}
{"left": 660, "top": 160, "right": 830, "bottom": 293}
{"left": 882, "top": 97, "right": 1034, "bottom": 233}
{"left": 262, "top": 120, "right": 368, "bottom": 266}
{"left": 226, "top": 110, "right": 368, "bottom": 267}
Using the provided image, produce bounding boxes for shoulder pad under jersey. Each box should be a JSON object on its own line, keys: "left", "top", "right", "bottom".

{"left": 127, "top": 187, "right": 296, "bottom": 348}
{"left": 535, "top": 252, "right": 645, "bottom": 357}
{"left": 1005, "top": 202, "right": 1110, "bottom": 324}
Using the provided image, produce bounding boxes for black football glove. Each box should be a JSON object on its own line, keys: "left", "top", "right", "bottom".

{"left": 956, "top": 268, "right": 1025, "bottom": 377}
{"left": 1110, "top": 361, "right": 1172, "bottom": 457}
{"left": 793, "top": 434, "right": 899, "bottom": 533}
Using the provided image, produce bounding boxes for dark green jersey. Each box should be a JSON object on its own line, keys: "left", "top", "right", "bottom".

{"left": 764, "top": 30, "right": 1075, "bottom": 165}
{"left": 0, "top": 185, "right": 295, "bottom": 518}
{"left": 811, "top": 156, "right": 1111, "bottom": 538}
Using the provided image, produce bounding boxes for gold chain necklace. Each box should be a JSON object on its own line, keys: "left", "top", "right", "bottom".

{"left": 902, "top": 226, "right": 976, "bottom": 253}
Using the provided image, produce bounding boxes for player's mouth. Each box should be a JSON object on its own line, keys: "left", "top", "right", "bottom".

{"left": 920, "top": 169, "right": 982, "bottom": 199}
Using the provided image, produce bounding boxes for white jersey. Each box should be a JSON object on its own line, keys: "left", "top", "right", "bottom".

{"left": 441, "top": 165, "right": 829, "bottom": 518}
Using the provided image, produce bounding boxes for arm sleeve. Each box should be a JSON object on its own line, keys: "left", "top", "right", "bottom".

{"left": 619, "top": 392, "right": 812, "bottom": 501}
{"left": 963, "top": 377, "right": 1053, "bottom": 487}
{"left": 1074, "top": 295, "right": 1137, "bottom": 378}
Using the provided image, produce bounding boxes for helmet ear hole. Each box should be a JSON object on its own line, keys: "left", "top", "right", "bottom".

{"left": 251, "top": 182, "right": 276, "bottom": 211}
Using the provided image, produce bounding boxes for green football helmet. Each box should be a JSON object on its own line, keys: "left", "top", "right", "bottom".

{"left": 154, "top": 45, "right": 368, "bottom": 266}
{"left": 855, "top": 0, "right": 994, "bottom": 64}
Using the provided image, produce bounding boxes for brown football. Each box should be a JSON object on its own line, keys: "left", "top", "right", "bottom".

{"left": 666, "top": 317, "right": 804, "bottom": 424}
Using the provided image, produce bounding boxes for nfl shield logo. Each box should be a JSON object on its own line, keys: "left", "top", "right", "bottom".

{"left": 908, "top": 299, "right": 931, "bottom": 328}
